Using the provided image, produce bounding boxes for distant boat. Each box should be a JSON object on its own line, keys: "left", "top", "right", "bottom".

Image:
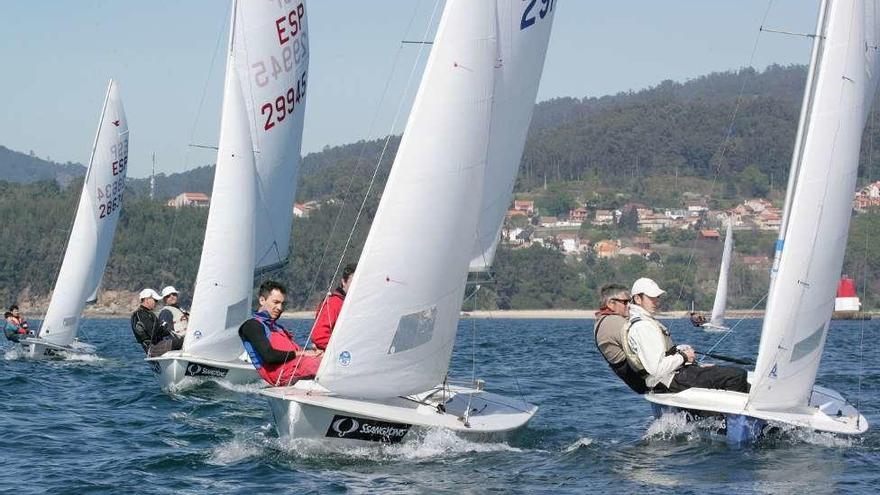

{"left": 647, "top": 0, "right": 877, "bottom": 442}
{"left": 21, "top": 80, "right": 129, "bottom": 359}
{"left": 261, "top": 0, "right": 555, "bottom": 443}
{"left": 701, "top": 221, "right": 733, "bottom": 332}
{"left": 832, "top": 276, "right": 871, "bottom": 319}
{"left": 147, "top": 0, "right": 309, "bottom": 388}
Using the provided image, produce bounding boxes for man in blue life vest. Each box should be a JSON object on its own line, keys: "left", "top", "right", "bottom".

{"left": 626, "top": 278, "right": 749, "bottom": 394}
{"left": 239, "top": 280, "right": 323, "bottom": 386}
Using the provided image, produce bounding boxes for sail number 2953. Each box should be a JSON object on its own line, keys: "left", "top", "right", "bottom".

{"left": 521, "top": 0, "right": 554, "bottom": 30}
{"left": 261, "top": 72, "right": 307, "bottom": 131}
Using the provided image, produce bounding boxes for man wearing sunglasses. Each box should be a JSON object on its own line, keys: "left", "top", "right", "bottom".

{"left": 626, "top": 278, "right": 749, "bottom": 394}
{"left": 594, "top": 284, "right": 648, "bottom": 394}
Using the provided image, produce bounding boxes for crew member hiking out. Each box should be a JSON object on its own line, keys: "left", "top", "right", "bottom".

{"left": 4, "top": 311, "right": 28, "bottom": 343}
{"left": 593, "top": 283, "right": 648, "bottom": 394}
{"left": 626, "top": 278, "right": 749, "bottom": 394}
{"left": 239, "top": 280, "right": 323, "bottom": 386}
{"left": 309, "top": 263, "right": 356, "bottom": 350}
{"left": 130, "top": 288, "right": 166, "bottom": 355}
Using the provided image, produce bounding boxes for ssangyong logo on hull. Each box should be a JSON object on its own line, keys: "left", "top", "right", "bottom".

{"left": 325, "top": 414, "right": 411, "bottom": 443}
{"left": 185, "top": 362, "right": 229, "bottom": 378}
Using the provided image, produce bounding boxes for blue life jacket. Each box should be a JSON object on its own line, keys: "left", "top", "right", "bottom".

{"left": 240, "top": 311, "right": 292, "bottom": 370}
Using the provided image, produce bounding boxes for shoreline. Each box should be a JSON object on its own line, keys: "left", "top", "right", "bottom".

{"left": 21, "top": 308, "right": 876, "bottom": 320}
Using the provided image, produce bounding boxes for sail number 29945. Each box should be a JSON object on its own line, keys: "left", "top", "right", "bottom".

{"left": 261, "top": 72, "right": 307, "bottom": 131}
{"left": 520, "top": 0, "right": 554, "bottom": 30}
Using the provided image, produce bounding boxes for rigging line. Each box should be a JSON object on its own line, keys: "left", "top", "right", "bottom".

{"left": 673, "top": 0, "right": 777, "bottom": 307}
{"left": 704, "top": 291, "right": 767, "bottom": 356}
{"left": 324, "top": 0, "right": 443, "bottom": 293}
{"left": 186, "top": 6, "right": 229, "bottom": 171}
{"left": 299, "top": 0, "right": 432, "bottom": 312}
{"left": 290, "top": 1, "right": 443, "bottom": 374}
{"left": 856, "top": 83, "right": 878, "bottom": 423}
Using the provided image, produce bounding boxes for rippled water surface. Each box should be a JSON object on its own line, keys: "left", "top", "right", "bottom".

{"left": 2, "top": 317, "right": 879, "bottom": 494}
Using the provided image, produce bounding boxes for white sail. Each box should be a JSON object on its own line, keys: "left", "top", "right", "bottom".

{"left": 37, "top": 80, "right": 128, "bottom": 346}
{"left": 749, "top": 0, "right": 880, "bottom": 411}
{"left": 707, "top": 221, "right": 733, "bottom": 328}
{"left": 182, "top": 0, "right": 308, "bottom": 361}
{"left": 183, "top": 67, "right": 258, "bottom": 361}
{"left": 233, "top": 1, "right": 309, "bottom": 273}
{"left": 317, "top": 0, "right": 556, "bottom": 399}
{"left": 468, "top": 0, "right": 555, "bottom": 271}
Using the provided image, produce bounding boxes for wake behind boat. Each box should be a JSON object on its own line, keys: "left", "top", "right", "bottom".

{"left": 148, "top": 0, "right": 309, "bottom": 388}
{"left": 645, "top": 0, "right": 878, "bottom": 443}
{"left": 22, "top": 80, "right": 128, "bottom": 360}
{"left": 262, "top": 0, "right": 554, "bottom": 443}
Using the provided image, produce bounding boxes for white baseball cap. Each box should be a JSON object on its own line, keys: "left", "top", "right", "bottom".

{"left": 161, "top": 286, "right": 179, "bottom": 298}
{"left": 139, "top": 288, "right": 161, "bottom": 301}
{"left": 631, "top": 278, "right": 666, "bottom": 298}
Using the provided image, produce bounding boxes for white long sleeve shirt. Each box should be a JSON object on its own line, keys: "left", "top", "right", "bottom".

{"left": 627, "top": 304, "right": 684, "bottom": 388}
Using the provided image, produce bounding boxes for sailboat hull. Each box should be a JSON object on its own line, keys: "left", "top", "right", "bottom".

{"left": 262, "top": 381, "right": 537, "bottom": 444}
{"left": 146, "top": 351, "right": 261, "bottom": 389}
{"left": 645, "top": 382, "right": 867, "bottom": 443}
{"left": 18, "top": 337, "right": 96, "bottom": 360}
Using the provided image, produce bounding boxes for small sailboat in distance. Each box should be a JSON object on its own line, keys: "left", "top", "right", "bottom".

{"left": 21, "top": 80, "right": 129, "bottom": 359}
{"left": 702, "top": 220, "right": 733, "bottom": 331}
{"left": 261, "top": 0, "right": 555, "bottom": 444}
{"left": 647, "top": 0, "right": 878, "bottom": 442}
{"left": 147, "top": 0, "right": 309, "bottom": 388}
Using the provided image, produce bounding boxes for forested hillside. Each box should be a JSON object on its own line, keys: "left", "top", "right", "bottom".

{"left": 4, "top": 64, "right": 880, "bottom": 311}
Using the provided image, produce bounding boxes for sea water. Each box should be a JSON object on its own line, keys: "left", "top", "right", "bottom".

{"left": 2, "top": 318, "right": 878, "bottom": 494}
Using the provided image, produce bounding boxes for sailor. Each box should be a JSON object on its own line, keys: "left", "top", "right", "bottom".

{"left": 593, "top": 284, "right": 648, "bottom": 394}
{"left": 7, "top": 304, "right": 29, "bottom": 333}
{"left": 309, "top": 263, "right": 356, "bottom": 350}
{"left": 239, "top": 280, "right": 323, "bottom": 386}
{"left": 158, "top": 286, "right": 188, "bottom": 350}
{"left": 3, "top": 311, "right": 27, "bottom": 342}
{"left": 626, "top": 278, "right": 749, "bottom": 393}
{"left": 130, "top": 288, "right": 166, "bottom": 355}
{"left": 689, "top": 311, "right": 708, "bottom": 327}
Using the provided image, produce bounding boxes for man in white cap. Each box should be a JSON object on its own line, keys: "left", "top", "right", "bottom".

{"left": 626, "top": 277, "right": 749, "bottom": 393}
{"left": 158, "top": 286, "right": 188, "bottom": 350}
{"left": 130, "top": 288, "right": 164, "bottom": 354}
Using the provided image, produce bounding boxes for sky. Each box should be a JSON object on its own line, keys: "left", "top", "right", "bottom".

{"left": 0, "top": 0, "right": 818, "bottom": 179}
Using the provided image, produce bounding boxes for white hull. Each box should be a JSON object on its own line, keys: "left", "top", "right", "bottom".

{"left": 646, "top": 382, "right": 867, "bottom": 440}
{"left": 146, "top": 351, "right": 261, "bottom": 389}
{"left": 700, "top": 322, "right": 729, "bottom": 332}
{"left": 262, "top": 381, "right": 537, "bottom": 444}
{"left": 18, "top": 337, "right": 96, "bottom": 360}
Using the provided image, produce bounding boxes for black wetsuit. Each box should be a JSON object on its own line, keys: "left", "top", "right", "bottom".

{"left": 130, "top": 306, "right": 165, "bottom": 353}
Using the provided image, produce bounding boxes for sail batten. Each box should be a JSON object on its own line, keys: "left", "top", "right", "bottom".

{"left": 37, "top": 80, "right": 128, "bottom": 347}
{"left": 749, "top": 0, "right": 880, "bottom": 411}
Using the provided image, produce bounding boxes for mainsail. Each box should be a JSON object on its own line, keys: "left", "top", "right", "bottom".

{"left": 707, "top": 221, "right": 733, "bottom": 328}
{"left": 468, "top": 0, "right": 555, "bottom": 271}
{"left": 235, "top": 1, "right": 309, "bottom": 273}
{"left": 749, "top": 0, "right": 880, "bottom": 411}
{"left": 37, "top": 80, "right": 128, "bottom": 346}
{"left": 317, "top": 0, "right": 556, "bottom": 399}
{"left": 183, "top": 0, "right": 308, "bottom": 361}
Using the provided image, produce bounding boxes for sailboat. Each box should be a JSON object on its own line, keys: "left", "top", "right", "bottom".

{"left": 647, "top": 0, "right": 878, "bottom": 442}
{"left": 20, "top": 80, "right": 129, "bottom": 359}
{"left": 261, "top": 0, "right": 555, "bottom": 443}
{"left": 702, "top": 220, "right": 733, "bottom": 331}
{"left": 147, "top": 0, "right": 309, "bottom": 388}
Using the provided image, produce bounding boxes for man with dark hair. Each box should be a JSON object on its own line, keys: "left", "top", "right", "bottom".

{"left": 594, "top": 283, "right": 648, "bottom": 394}
{"left": 4, "top": 311, "right": 28, "bottom": 342}
{"left": 239, "top": 280, "right": 323, "bottom": 386}
{"left": 8, "top": 304, "right": 29, "bottom": 333}
{"left": 309, "top": 263, "right": 356, "bottom": 350}
{"left": 130, "top": 288, "right": 166, "bottom": 354}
